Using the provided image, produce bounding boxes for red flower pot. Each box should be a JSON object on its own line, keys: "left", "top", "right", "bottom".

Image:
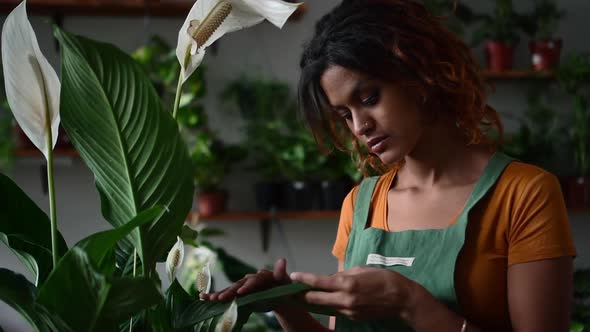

{"left": 563, "top": 176, "right": 590, "bottom": 209}
{"left": 197, "top": 191, "right": 228, "bottom": 218}
{"left": 485, "top": 41, "right": 516, "bottom": 72}
{"left": 529, "top": 39, "right": 562, "bottom": 71}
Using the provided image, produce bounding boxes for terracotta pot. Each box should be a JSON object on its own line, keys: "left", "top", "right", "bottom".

{"left": 563, "top": 176, "right": 590, "bottom": 209}
{"left": 197, "top": 191, "right": 227, "bottom": 218}
{"left": 529, "top": 39, "right": 562, "bottom": 71}
{"left": 485, "top": 41, "right": 516, "bottom": 72}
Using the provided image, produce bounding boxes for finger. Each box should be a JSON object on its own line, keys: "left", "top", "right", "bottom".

{"left": 303, "top": 290, "right": 350, "bottom": 307}
{"left": 236, "top": 272, "right": 273, "bottom": 295}
{"left": 211, "top": 279, "right": 247, "bottom": 301}
{"left": 273, "top": 258, "right": 290, "bottom": 283}
{"left": 290, "top": 272, "right": 343, "bottom": 291}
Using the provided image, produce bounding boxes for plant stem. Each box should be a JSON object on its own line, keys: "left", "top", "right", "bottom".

{"left": 129, "top": 248, "right": 137, "bottom": 332}
{"left": 172, "top": 68, "right": 184, "bottom": 120}
{"left": 46, "top": 131, "right": 58, "bottom": 269}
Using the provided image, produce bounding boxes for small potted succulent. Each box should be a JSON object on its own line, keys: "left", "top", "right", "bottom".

{"left": 520, "top": 0, "right": 566, "bottom": 71}
{"left": 472, "top": 0, "right": 522, "bottom": 72}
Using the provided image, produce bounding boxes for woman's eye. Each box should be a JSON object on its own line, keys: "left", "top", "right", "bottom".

{"left": 340, "top": 112, "right": 352, "bottom": 120}
{"left": 361, "top": 92, "right": 379, "bottom": 107}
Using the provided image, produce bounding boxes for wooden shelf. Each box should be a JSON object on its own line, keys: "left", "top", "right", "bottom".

{"left": 198, "top": 210, "right": 341, "bottom": 222}
{"left": 483, "top": 69, "right": 555, "bottom": 80}
{"left": 0, "top": 1, "right": 307, "bottom": 19}
{"left": 0, "top": 1, "right": 194, "bottom": 17}
{"left": 15, "top": 147, "right": 78, "bottom": 158}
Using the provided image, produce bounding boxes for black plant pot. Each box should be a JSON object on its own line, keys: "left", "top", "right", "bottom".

{"left": 320, "top": 179, "right": 354, "bottom": 210}
{"left": 254, "top": 181, "right": 286, "bottom": 211}
{"left": 283, "top": 181, "right": 321, "bottom": 211}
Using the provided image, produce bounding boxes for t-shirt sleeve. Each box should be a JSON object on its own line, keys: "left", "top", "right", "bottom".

{"left": 332, "top": 186, "right": 358, "bottom": 261}
{"left": 508, "top": 172, "right": 577, "bottom": 266}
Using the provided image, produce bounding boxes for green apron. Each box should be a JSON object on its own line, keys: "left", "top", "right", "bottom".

{"left": 336, "top": 152, "right": 513, "bottom": 331}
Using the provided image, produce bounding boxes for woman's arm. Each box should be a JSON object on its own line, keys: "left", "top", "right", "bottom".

{"left": 293, "top": 256, "right": 573, "bottom": 332}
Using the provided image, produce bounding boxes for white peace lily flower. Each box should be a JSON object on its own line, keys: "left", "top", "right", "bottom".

{"left": 1, "top": 0, "right": 61, "bottom": 160}
{"left": 166, "top": 236, "right": 185, "bottom": 282}
{"left": 215, "top": 300, "right": 238, "bottom": 332}
{"left": 196, "top": 261, "right": 212, "bottom": 295}
{"left": 176, "top": 0, "right": 301, "bottom": 84}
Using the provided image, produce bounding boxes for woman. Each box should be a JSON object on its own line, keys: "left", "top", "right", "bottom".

{"left": 201, "top": 0, "right": 577, "bottom": 331}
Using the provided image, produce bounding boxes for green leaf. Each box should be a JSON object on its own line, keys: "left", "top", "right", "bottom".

{"left": 0, "top": 173, "right": 68, "bottom": 286}
{"left": 176, "top": 282, "right": 337, "bottom": 328}
{"left": 0, "top": 268, "right": 73, "bottom": 332}
{"left": 74, "top": 207, "right": 165, "bottom": 275}
{"left": 54, "top": 28, "right": 194, "bottom": 275}
{"left": 37, "top": 247, "right": 162, "bottom": 332}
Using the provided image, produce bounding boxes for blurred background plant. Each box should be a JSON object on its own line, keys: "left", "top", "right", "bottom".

{"left": 0, "top": 70, "right": 15, "bottom": 173}
{"left": 499, "top": 87, "right": 564, "bottom": 173}
{"left": 571, "top": 268, "right": 590, "bottom": 332}
{"left": 421, "top": 0, "right": 478, "bottom": 37}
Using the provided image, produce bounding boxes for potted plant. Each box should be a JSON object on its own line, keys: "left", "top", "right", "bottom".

{"left": 520, "top": 0, "right": 566, "bottom": 71}
{"left": 556, "top": 54, "right": 590, "bottom": 208}
{"left": 191, "top": 130, "right": 246, "bottom": 217}
{"left": 500, "top": 88, "right": 565, "bottom": 173}
{"left": 472, "top": 0, "right": 522, "bottom": 72}
{"left": 221, "top": 76, "right": 298, "bottom": 210}
{"left": 422, "top": 0, "right": 478, "bottom": 38}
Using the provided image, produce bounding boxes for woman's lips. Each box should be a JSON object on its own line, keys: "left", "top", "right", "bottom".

{"left": 367, "top": 136, "right": 389, "bottom": 153}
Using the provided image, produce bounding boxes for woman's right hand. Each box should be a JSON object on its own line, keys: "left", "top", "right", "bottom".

{"left": 200, "top": 258, "right": 291, "bottom": 302}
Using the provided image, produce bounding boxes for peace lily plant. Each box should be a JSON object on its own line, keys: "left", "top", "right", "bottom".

{"left": 0, "top": 0, "right": 337, "bottom": 331}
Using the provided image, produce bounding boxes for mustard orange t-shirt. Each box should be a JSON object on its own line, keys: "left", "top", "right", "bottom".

{"left": 332, "top": 161, "right": 577, "bottom": 331}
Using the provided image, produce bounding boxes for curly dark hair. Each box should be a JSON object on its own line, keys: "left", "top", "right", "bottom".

{"left": 298, "top": 0, "right": 503, "bottom": 175}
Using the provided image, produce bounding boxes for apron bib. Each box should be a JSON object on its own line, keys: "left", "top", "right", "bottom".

{"left": 336, "top": 152, "right": 513, "bottom": 332}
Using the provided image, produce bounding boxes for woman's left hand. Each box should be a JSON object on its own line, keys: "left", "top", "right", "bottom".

{"left": 290, "top": 266, "right": 427, "bottom": 321}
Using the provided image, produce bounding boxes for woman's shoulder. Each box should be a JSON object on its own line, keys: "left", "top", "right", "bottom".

{"left": 498, "top": 160, "right": 561, "bottom": 193}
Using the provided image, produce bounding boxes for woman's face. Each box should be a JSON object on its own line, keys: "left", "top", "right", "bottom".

{"left": 320, "top": 65, "right": 425, "bottom": 165}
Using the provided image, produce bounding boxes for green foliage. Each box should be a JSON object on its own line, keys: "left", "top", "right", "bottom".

{"left": 55, "top": 28, "right": 195, "bottom": 275}
{"left": 572, "top": 269, "right": 590, "bottom": 332}
{"left": 0, "top": 173, "right": 68, "bottom": 286}
{"left": 191, "top": 130, "right": 246, "bottom": 192}
{"left": 0, "top": 70, "right": 15, "bottom": 173}
{"left": 500, "top": 89, "right": 564, "bottom": 172}
{"left": 520, "top": 0, "right": 565, "bottom": 40}
{"left": 471, "top": 0, "right": 522, "bottom": 46}
{"left": 556, "top": 54, "right": 590, "bottom": 176}
{"left": 421, "top": 0, "right": 479, "bottom": 37}
{"left": 1, "top": 25, "right": 334, "bottom": 332}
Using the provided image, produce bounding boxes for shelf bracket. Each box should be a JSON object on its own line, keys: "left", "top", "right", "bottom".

{"left": 260, "top": 217, "right": 271, "bottom": 252}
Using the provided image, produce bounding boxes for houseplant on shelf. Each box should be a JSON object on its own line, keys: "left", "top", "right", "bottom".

{"left": 471, "top": 0, "right": 522, "bottom": 72}
{"left": 556, "top": 53, "right": 590, "bottom": 208}
{"left": 421, "top": 0, "right": 478, "bottom": 38}
{"left": 520, "top": 0, "right": 566, "bottom": 71}
{"left": 191, "top": 129, "right": 246, "bottom": 218}
{"left": 221, "top": 76, "right": 298, "bottom": 210}
{"left": 500, "top": 88, "right": 564, "bottom": 173}
{"left": 0, "top": 1, "right": 339, "bottom": 332}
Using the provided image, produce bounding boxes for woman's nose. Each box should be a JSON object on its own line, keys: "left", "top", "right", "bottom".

{"left": 353, "top": 116, "right": 372, "bottom": 136}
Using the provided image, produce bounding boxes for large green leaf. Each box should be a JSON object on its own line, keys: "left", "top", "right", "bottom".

{"left": 54, "top": 28, "right": 194, "bottom": 274}
{"left": 175, "top": 282, "right": 338, "bottom": 329}
{"left": 0, "top": 268, "right": 73, "bottom": 332}
{"left": 37, "top": 247, "right": 162, "bottom": 332}
{"left": 0, "top": 173, "right": 68, "bottom": 286}
{"left": 74, "top": 206, "right": 164, "bottom": 276}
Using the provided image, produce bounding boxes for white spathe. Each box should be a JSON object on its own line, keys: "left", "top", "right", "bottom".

{"left": 166, "top": 236, "right": 185, "bottom": 282}
{"left": 1, "top": 0, "right": 60, "bottom": 160}
{"left": 176, "top": 0, "right": 300, "bottom": 84}
{"left": 215, "top": 300, "right": 238, "bottom": 332}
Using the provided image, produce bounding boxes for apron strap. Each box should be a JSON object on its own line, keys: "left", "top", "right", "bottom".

{"left": 352, "top": 176, "right": 379, "bottom": 231}
{"left": 460, "top": 152, "right": 514, "bottom": 216}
